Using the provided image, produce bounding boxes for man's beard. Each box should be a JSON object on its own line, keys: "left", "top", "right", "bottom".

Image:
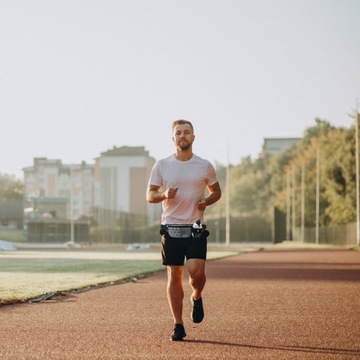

{"left": 177, "top": 140, "right": 193, "bottom": 151}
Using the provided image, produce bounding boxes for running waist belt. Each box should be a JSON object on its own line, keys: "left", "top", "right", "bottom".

{"left": 162, "top": 224, "right": 207, "bottom": 238}
{"left": 167, "top": 225, "right": 192, "bottom": 238}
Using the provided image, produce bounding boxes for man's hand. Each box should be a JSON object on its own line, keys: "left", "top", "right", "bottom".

{"left": 147, "top": 185, "right": 177, "bottom": 203}
{"left": 164, "top": 187, "right": 178, "bottom": 200}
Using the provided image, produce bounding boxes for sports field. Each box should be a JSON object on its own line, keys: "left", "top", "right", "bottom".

{"left": 0, "top": 247, "right": 239, "bottom": 305}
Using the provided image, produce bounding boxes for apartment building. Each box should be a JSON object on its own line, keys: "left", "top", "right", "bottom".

{"left": 23, "top": 158, "right": 94, "bottom": 220}
{"left": 23, "top": 146, "right": 160, "bottom": 225}
{"left": 94, "top": 146, "right": 159, "bottom": 226}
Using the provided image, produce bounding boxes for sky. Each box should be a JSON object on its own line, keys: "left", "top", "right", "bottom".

{"left": 1, "top": 0, "right": 359, "bottom": 178}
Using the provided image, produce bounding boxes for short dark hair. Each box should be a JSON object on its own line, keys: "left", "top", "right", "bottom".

{"left": 172, "top": 119, "right": 194, "bottom": 133}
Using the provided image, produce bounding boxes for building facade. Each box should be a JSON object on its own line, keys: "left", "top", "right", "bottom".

{"left": 23, "top": 158, "right": 94, "bottom": 220}
{"left": 23, "top": 147, "right": 160, "bottom": 226}
{"left": 262, "top": 138, "right": 301, "bottom": 155}
{"left": 94, "top": 146, "right": 159, "bottom": 227}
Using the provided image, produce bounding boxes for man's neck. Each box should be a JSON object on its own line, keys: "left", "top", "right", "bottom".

{"left": 175, "top": 149, "right": 193, "bottom": 162}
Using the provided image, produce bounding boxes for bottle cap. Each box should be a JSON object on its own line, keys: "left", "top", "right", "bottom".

{"left": 193, "top": 219, "right": 202, "bottom": 229}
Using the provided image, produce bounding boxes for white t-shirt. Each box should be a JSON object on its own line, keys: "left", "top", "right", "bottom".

{"left": 148, "top": 154, "right": 218, "bottom": 224}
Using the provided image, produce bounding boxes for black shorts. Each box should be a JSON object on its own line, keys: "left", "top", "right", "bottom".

{"left": 160, "top": 225, "right": 209, "bottom": 266}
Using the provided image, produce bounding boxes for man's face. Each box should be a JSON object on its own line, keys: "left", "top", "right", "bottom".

{"left": 172, "top": 124, "right": 195, "bottom": 151}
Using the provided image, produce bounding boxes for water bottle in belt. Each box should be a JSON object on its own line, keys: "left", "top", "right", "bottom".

{"left": 192, "top": 220, "right": 202, "bottom": 238}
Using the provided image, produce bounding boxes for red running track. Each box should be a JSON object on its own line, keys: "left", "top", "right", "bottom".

{"left": 0, "top": 248, "right": 359, "bottom": 359}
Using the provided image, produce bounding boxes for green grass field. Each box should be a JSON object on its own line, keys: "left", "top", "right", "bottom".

{"left": 0, "top": 248, "right": 239, "bottom": 305}
{"left": 0, "top": 229, "right": 26, "bottom": 243}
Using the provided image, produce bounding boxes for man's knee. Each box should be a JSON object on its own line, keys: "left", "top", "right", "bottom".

{"left": 167, "top": 265, "right": 184, "bottom": 282}
{"left": 187, "top": 259, "right": 206, "bottom": 279}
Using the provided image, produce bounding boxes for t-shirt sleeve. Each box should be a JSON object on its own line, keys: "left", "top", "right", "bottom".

{"left": 148, "top": 161, "right": 163, "bottom": 187}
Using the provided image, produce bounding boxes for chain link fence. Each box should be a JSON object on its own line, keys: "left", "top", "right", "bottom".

{"left": 293, "top": 222, "right": 357, "bottom": 246}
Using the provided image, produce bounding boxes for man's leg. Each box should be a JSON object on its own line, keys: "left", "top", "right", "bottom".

{"left": 187, "top": 259, "right": 206, "bottom": 323}
{"left": 187, "top": 258, "right": 206, "bottom": 300}
{"left": 167, "top": 265, "right": 185, "bottom": 325}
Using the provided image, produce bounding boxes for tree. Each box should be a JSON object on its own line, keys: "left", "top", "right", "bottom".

{"left": 230, "top": 154, "right": 274, "bottom": 220}
{"left": 322, "top": 127, "right": 356, "bottom": 224}
{"left": 0, "top": 173, "right": 24, "bottom": 201}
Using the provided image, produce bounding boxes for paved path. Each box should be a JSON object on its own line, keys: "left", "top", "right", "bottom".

{"left": 0, "top": 247, "right": 359, "bottom": 359}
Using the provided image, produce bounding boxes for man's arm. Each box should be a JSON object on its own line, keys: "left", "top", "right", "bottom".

{"left": 147, "top": 184, "right": 178, "bottom": 203}
{"left": 147, "top": 184, "right": 165, "bottom": 203}
{"left": 197, "top": 181, "right": 222, "bottom": 211}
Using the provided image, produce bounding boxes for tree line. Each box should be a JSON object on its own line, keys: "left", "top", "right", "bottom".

{"left": 210, "top": 115, "right": 359, "bottom": 229}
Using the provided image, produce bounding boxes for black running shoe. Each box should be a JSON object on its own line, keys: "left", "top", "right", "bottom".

{"left": 171, "top": 323, "right": 186, "bottom": 341}
{"left": 191, "top": 297, "right": 204, "bottom": 323}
